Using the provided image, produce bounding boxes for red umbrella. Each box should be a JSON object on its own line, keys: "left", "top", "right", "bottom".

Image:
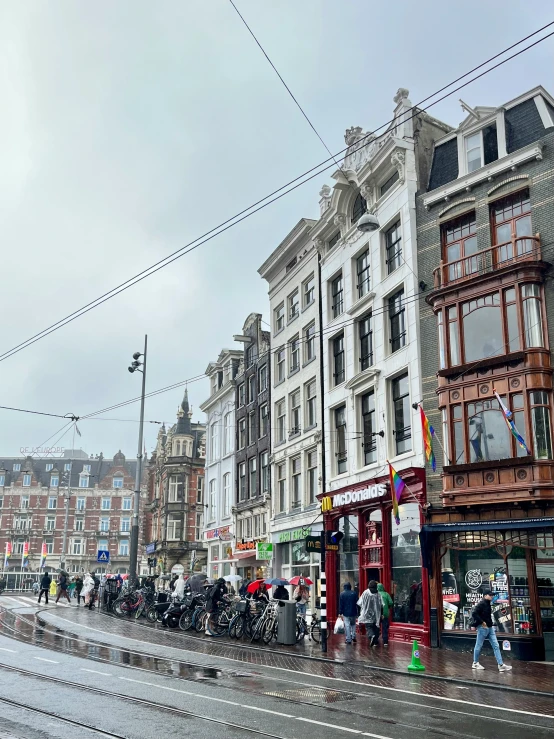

{"left": 289, "top": 576, "right": 313, "bottom": 586}
{"left": 246, "top": 579, "right": 271, "bottom": 593}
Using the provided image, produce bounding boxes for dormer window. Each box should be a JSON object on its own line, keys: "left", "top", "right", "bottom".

{"left": 113, "top": 476, "right": 124, "bottom": 489}
{"left": 465, "top": 123, "right": 498, "bottom": 174}
{"left": 465, "top": 132, "right": 482, "bottom": 173}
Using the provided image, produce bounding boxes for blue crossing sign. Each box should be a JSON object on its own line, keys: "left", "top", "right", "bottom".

{"left": 97, "top": 550, "right": 110, "bottom": 564}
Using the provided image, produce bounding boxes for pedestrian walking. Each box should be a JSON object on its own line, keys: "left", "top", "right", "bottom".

{"left": 74, "top": 575, "right": 84, "bottom": 604}
{"left": 68, "top": 578, "right": 76, "bottom": 599}
{"left": 293, "top": 581, "right": 310, "bottom": 615}
{"left": 471, "top": 589, "right": 513, "bottom": 672}
{"left": 38, "top": 571, "right": 52, "bottom": 604}
{"left": 49, "top": 577, "right": 57, "bottom": 598}
{"left": 32, "top": 581, "right": 40, "bottom": 596}
{"left": 174, "top": 574, "right": 186, "bottom": 599}
{"left": 358, "top": 580, "right": 382, "bottom": 646}
{"left": 169, "top": 574, "right": 178, "bottom": 592}
{"left": 338, "top": 582, "right": 358, "bottom": 644}
{"left": 55, "top": 572, "right": 71, "bottom": 604}
{"left": 88, "top": 572, "right": 100, "bottom": 610}
{"left": 377, "top": 583, "right": 394, "bottom": 646}
{"left": 82, "top": 573, "right": 94, "bottom": 607}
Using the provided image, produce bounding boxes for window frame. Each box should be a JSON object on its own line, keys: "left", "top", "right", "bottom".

{"left": 391, "top": 373, "right": 412, "bottom": 456}
{"left": 388, "top": 288, "right": 406, "bottom": 352}
{"left": 275, "top": 303, "right": 285, "bottom": 333}
{"left": 334, "top": 405, "right": 347, "bottom": 475}
{"left": 258, "top": 364, "right": 268, "bottom": 393}
{"left": 276, "top": 347, "right": 285, "bottom": 383}
{"left": 290, "top": 389, "right": 301, "bottom": 436}
{"left": 361, "top": 389, "right": 377, "bottom": 466}
{"left": 306, "top": 449, "right": 317, "bottom": 505}
{"left": 333, "top": 333, "right": 345, "bottom": 386}
{"left": 238, "top": 462, "right": 246, "bottom": 502}
{"left": 356, "top": 247, "right": 371, "bottom": 299}
{"left": 277, "top": 462, "right": 286, "bottom": 513}
{"left": 248, "top": 457, "right": 257, "bottom": 498}
{"left": 303, "top": 275, "right": 315, "bottom": 307}
{"left": 331, "top": 273, "right": 344, "bottom": 318}
{"left": 291, "top": 456, "right": 301, "bottom": 509}
{"left": 306, "top": 379, "right": 317, "bottom": 429}
{"left": 276, "top": 399, "right": 286, "bottom": 444}
{"left": 259, "top": 403, "right": 269, "bottom": 437}
{"left": 385, "top": 220, "right": 402, "bottom": 274}
{"left": 288, "top": 289, "right": 300, "bottom": 322}
{"left": 358, "top": 312, "right": 373, "bottom": 371}
{"left": 289, "top": 335, "right": 300, "bottom": 374}
{"left": 304, "top": 322, "right": 316, "bottom": 363}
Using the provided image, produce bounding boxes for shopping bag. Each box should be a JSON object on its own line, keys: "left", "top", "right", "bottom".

{"left": 334, "top": 616, "right": 345, "bottom": 634}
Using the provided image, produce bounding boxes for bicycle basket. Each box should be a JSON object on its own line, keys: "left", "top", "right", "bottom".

{"left": 236, "top": 600, "right": 249, "bottom": 614}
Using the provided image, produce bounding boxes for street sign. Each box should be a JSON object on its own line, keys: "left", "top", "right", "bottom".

{"left": 305, "top": 536, "right": 322, "bottom": 553}
{"left": 97, "top": 550, "right": 110, "bottom": 564}
{"left": 256, "top": 542, "right": 273, "bottom": 560}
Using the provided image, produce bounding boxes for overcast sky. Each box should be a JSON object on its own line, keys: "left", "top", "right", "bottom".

{"left": 0, "top": 1, "right": 552, "bottom": 460}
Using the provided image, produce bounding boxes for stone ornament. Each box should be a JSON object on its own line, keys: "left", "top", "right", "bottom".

{"left": 394, "top": 88, "right": 410, "bottom": 104}
{"left": 391, "top": 149, "right": 406, "bottom": 184}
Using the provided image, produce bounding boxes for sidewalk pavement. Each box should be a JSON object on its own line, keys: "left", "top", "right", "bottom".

{"left": 30, "top": 602, "right": 553, "bottom": 698}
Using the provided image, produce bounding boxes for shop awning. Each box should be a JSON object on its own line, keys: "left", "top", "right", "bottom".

{"left": 420, "top": 518, "right": 554, "bottom": 571}
{"left": 233, "top": 551, "right": 257, "bottom": 560}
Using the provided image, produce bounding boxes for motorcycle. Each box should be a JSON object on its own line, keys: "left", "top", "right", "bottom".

{"left": 146, "top": 592, "right": 174, "bottom": 623}
{"left": 160, "top": 597, "right": 187, "bottom": 628}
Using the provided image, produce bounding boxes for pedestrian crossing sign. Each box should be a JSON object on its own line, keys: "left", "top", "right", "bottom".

{"left": 97, "top": 550, "right": 110, "bottom": 563}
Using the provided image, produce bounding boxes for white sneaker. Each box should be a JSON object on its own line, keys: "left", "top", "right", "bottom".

{"left": 498, "top": 664, "right": 512, "bottom": 672}
{"left": 472, "top": 662, "right": 485, "bottom": 670}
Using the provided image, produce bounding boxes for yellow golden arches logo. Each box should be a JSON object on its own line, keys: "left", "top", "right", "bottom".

{"left": 321, "top": 496, "right": 333, "bottom": 513}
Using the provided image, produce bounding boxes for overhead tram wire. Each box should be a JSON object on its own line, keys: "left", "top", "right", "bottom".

{"left": 0, "top": 25, "right": 552, "bottom": 364}
{"left": 4, "top": 239, "right": 554, "bottom": 427}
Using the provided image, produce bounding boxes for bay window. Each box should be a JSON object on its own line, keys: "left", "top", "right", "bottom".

{"left": 531, "top": 391, "right": 553, "bottom": 460}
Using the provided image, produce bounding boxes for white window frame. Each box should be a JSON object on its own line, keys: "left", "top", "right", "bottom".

{"left": 50, "top": 476, "right": 59, "bottom": 488}
{"left": 223, "top": 412, "right": 233, "bottom": 455}
{"left": 71, "top": 539, "right": 82, "bottom": 556}
{"left": 223, "top": 473, "right": 231, "bottom": 518}
{"left": 79, "top": 476, "right": 89, "bottom": 488}
{"left": 113, "top": 476, "right": 124, "bottom": 489}
{"left": 22, "top": 474, "right": 31, "bottom": 487}
{"left": 288, "top": 289, "right": 299, "bottom": 321}
{"left": 100, "top": 517, "right": 110, "bottom": 532}
{"left": 76, "top": 497, "right": 85, "bottom": 511}
{"left": 75, "top": 518, "right": 84, "bottom": 532}
{"left": 101, "top": 497, "right": 111, "bottom": 510}
{"left": 122, "top": 497, "right": 132, "bottom": 511}
{"left": 276, "top": 399, "right": 286, "bottom": 443}
{"left": 45, "top": 464, "right": 53, "bottom": 472}
{"left": 275, "top": 303, "right": 285, "bottom": 333}
{"left": 120, "top": 517, "right": 131, "bottom": 533}
{"left": 303, "top": 274, "right": 315, "bottom": 307}
{"left": 208, "top": 479, "right": 216, "bottom": 522}
{"left": 13, "top": 463, "right": 21, "bottom": 472}
{"left": 48, "top": 496, "right": 57, "bottom": 510}
{"left": 118, "top": 540, "right": 129, "bottom": 556}
{"left": 168, "top": 476, "right": 181, "bottom": 503}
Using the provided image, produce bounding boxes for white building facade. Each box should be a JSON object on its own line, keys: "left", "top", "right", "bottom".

{"left": 200, "top": 349, "right": 243, "bottom": 579}
{"left": 258, "top": 220, "right": 323, "bottom": 591}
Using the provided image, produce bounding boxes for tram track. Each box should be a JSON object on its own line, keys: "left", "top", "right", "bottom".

{"left": 1, "top": 605, "right": 553, "bottom": 735}
{"left": 0, "top": 662, "right": 290, "bottom": 739}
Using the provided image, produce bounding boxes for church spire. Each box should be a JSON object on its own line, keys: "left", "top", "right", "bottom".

{"left": 175, "top": 387, "right": 191, "bottom": 435}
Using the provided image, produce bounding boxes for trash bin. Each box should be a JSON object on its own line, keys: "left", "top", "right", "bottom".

{"left": 277, "top": 600, "right": 297, "bottom": 645}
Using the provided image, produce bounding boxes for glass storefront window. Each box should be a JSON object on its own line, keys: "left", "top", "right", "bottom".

{"left": 338, "top": 516, "right": 359, "bottom": 591}
{"left": 390, "top": 503, "right": 422, "bottom": 624}
{"left": 441, "top": 545, "right": 536, "bottom": 634}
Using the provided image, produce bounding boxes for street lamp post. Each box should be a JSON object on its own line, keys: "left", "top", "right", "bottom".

{"left": 128, "top": 335, "right": 147, "bottom": 587}
{"left": 60, "top": 471, "right": 71, "bottom": 571}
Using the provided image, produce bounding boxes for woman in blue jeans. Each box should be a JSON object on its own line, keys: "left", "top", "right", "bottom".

{"left": 471, "top": 590, "right": 512, "bottom": 672}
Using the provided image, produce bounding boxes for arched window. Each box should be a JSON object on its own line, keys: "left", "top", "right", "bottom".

{"left": 352, "top": 192, "right": 367, "bottom": 224}
{"left": 174, "top": 440, "right": 181, "bottom": 457}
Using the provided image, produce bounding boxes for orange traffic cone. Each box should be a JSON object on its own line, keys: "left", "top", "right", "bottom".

{"left": 407, "top": 639, "right": 426, "bottom": 672}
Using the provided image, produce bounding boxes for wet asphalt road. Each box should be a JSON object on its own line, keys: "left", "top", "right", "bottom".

{"left": 0, "top": 595, "right": 553, "bottom": 739}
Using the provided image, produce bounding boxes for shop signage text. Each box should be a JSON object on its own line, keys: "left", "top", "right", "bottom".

{"left": 331, "top": 484, "right": 387, "bottom": 509}
{"left": 305, "top": 535, "right": 322, "bottom": 552}
{"left": 279, "top": 527, "right": 311, "bottom": 543}
{"left": 145, "top": 542, "right": 157, "bottom": 554}
{"left": 205, "top": 526, "right": 232, "bottom": 541}
{"left": 236, "top": 539, "right": 265, "bottom": 551}
{"left": 257, "top": 542, "right": 273, "bottom": 560}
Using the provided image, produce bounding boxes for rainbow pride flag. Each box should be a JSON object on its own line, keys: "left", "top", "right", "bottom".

{"left": 494, "top": 389, "right": 531, "bottom": 455}
{"left": 3, "top": 542, "right": 11, "bottom": 570}
{"left": 40, "top": 542, "right": 48, "bottom": 570}
{"left": 420, "top": 406, "right": 436, "bottom": 472}
{"left": 389, "top": 463, "right": 405, "bottom": 526}
{"left": 22, "top": 541, "right": 29, "bottom": 569}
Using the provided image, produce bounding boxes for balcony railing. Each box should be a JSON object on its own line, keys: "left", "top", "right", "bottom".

{"left": 433, "top": 234, "right": 541, "bottom": 289}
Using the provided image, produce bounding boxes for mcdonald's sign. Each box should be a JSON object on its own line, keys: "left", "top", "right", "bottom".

{"left": 321, "top": 496, "right": 333, "bottom": 513}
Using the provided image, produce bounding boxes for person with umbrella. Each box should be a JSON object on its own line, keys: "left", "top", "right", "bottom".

{"left": 247, "top": 579, "right": 271, "bottom": 604}
{"left": 292, "top": 577, "right": 311, "bottom": 615}
{"left": 265, "top": 577, "right": 289, "bottom": 601}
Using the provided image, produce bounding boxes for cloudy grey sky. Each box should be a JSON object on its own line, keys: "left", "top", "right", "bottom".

{"left": 1, "top": 1, "right": 552, "bottom": 459}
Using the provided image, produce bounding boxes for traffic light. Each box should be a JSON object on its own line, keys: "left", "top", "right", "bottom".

{"left": 326, "top": 531, "right": 344, "bottom": 547}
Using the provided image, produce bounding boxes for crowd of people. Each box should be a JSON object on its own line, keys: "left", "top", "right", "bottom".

{"left": 34, "top": 570, "right": 126, "bottom": 609}
{"left": 338, "top": 580, "right": 394, "bottom": 647}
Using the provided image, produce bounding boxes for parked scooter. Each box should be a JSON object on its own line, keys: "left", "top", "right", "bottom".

{"left": 161, "top": 597, "right": 188, "bottom": 628}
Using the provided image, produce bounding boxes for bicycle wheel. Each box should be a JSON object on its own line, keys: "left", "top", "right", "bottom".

{"left": 251, "top": 616, "right": 264, "bottom": 642}
{"left": 207, "top": 612, "right": 227, "bottom": 637}
{"left": 235, "top": 615, "right": 246, "bottom": 639}
{"left": 146, "top": 606, "right": 158, "bottom": 624}
{"left": 195, "top": 609, "right": 207, "bottom": 633}
{"left": 262, "top": 617, "right": 276, "bottom": 644}
{"left": 228, "top": 614, "right": 239, "bottom": 639}
{"left": 310, "top": 620, "right": 321, "bottom": 643}
{"left": 113, "top": 599, "right": 126, "bottom": 617}
{"left": 134, "top": 602, "right": 145, "bottom": 619}
{"left": 179, "top": 609, "right": 193, "bottom": 631}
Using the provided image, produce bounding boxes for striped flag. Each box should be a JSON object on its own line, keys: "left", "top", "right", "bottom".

{"left": 22, "top": 541, "right": 29, "bottom": 569}
{"left": 419, "top": 406, "right": 436, "bottom": 472}
{"left": 493, "top": 389, "right": 531, "bottom": 455}
{"left": 40, "top": 542, "right": 48, "bottom": 570}
{"left": 3, "top": 542, "right": 11, "bottom": 570}
{"left": 389, "top": 463, "right": 406, "bottom": 526}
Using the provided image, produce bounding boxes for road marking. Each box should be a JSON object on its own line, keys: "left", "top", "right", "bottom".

{"left": 47, "top": 614, "right": 554, "bottom": 721}
{"left": 117, "top": 676, "right": 393, "bottom": 738}
{"left": 0, "top": 647, "right": 17, "bottom": 653}
{"left": 81, "top": 669, "right": 111, "bottom": 676}
{"left": 33, "top": 657, "right": 59, "bottom": 663}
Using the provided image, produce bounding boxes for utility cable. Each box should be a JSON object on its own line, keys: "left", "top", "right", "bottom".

{"left": 0, "top": 25, "right": 552, "bottom": 364}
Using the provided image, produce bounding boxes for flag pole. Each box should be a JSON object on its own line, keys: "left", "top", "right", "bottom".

{"left": 413, "top": 402, "right": 452, "bottom": 465}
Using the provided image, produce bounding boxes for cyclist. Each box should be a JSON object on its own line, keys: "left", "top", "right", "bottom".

{"left": 205, "top": 578, "right": 228, "bottom": 635}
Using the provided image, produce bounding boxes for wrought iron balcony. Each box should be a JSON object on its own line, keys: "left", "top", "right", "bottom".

{"left": 433, "top": 234, "right": 541, "bottom": 289}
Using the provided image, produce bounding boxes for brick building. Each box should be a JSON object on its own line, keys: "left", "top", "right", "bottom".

{"left": 233, "top": 313, "right": 272, "bottom": 580}
{"left": 0, "top": 449, "right": 146, "bottom": 576}
{"left": 416, "top": 85, "right": 554, "bottom": 660}
{"left": 146, "top": 390, "right": 206, "bottom": 576}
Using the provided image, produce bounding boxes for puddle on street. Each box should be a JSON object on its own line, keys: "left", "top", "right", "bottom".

{"left": 0, "top": 610, "right": 222, "bottom": 681}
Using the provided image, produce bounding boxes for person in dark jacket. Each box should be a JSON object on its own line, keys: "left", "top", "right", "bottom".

{"left": 273, "top": 585, "right": 289, "bottom": 601}
{"left": 38, "top": 572, "right": 51, "bottom": 604}
{"left": 472, "top": 589, "right": 512, "bottom": 672}
{"left": 74, "top": 575, "right": 84, "bottom": 605}
{"left": 339, "top": 582, "right": 358, "bottom": 644}
{"left": 205, "top": 578, "right": 228, "bottom": 636}
{"left": 55, "top": 572, "right": 71, "bottom": 604}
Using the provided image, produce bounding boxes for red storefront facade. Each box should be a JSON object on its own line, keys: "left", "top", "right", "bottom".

{"left": 319, "top": 467, "right": 430, "bottom": 646}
